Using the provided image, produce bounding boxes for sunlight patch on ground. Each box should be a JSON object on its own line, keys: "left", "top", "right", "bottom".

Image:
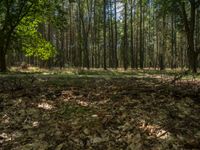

{"left": 32, "top": 121, "right": 40, "bottom": 127}
{"left": 61, "top": 90, "right": 110, "bottom": 107}
{"left": 139, "top": 120, "right": 170, "bottom": 140}
{"left": 42, "top": 72, "right": 52, "bottom": 75}
{"left": 1, "top": 114, "right": 10, "bottom": 124}
{"left": 0, "top": 131, "right": 23, "bottom": 144}
{"left": 62, "top": 91, "right": 74, "bottom": 102}
{"left": 0, "top": 133, "right": 12, "bottom": 143}
{"left": 96, "top": 99, "right": 109, "bottom": 105}
{"left": 91, "top": 114, "right": 98, "bottom": 118}
{"left": 38, "top": 102, "right": 54, "bottom": 110}
{"left": 76, "top": 100, "right": 89, "bottom": 107}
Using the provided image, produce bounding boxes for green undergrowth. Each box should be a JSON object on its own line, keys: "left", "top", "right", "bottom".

{"left": 1, "top": 68, "right": 200, "bottom": 80}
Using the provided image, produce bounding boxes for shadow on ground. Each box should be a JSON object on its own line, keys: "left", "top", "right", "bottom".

{"left": 0, "top": 75, "right": 200, "bottom": 149}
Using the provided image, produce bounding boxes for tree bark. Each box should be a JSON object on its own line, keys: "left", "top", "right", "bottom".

{"left": 139, "top": 0, "right": 144, "bottom": 69}
{"left": 0, "top": 49, "right": 6, "bottom": 72}
{"left": 103, "top": 0, "right": 107, "bottom": 70}
{"left": 179, "top": 1, "right": 199, "bottom": 73}
{"left": 130, "top": 0, "right": 135, "bottom": 68}
{"left": 114, "top": 0, "right": 118, "bottom": 68}
{"left": 160, "top": 14, "right": 166, "bottom": 70}
{"left": 0, "top": 32, "right": 6, "bottom": 72}
{"left": 123, "top": 0, "right": 128, "bottom": 70}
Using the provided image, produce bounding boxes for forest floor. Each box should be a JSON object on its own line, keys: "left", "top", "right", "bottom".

{"left": 1, "top": 69, "right": 200, "bottom": 149}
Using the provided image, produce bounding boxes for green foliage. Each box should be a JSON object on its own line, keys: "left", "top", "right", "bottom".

{"left": 0, "top": 0, "right": 47, "bottom": 30}
{"left": 44, "top": 0, "right": 68, "bottom": 30}
{"left": 23, "top": 38, "right": 56, "bottom": 60}
{"left": 17, "top": 17, "right": 56, "bottom": 60}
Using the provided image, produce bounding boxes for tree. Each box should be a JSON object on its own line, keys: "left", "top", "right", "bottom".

{"left": 139, "top": 0, "right": 144, "bottom": 69}
{"left": 157, "top": 0, "right": 200, "bottom": 72}
{"left": 178, "top": 0, "right": 200, "bottom": 73}
{"left": 78, "top": 0, "right": 93, "bottom": 69}
{"left": 103, "top": 0, "right": 107, "bottom": 70}
{"left": 0, "top": 0, "right": 49, "bottom": 72}
{"left": 1, "top": 0, "right": 199, "bottom": 72}
{"left": 130, "top": 0, "right": 135, "bottom": 68}
{"left": 17, "top": 17, "right": 56, "bottom": 60}
{"left": 123, "top": 0, "right": 128, "bottom": 70}
{"left": 114, "top": 0, "right": 118, "bottom": 68}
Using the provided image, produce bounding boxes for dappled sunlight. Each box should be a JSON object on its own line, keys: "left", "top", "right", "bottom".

{"left": 38, "top": 102, "right": 54, "bottom": 110}
{"left": 91, "top": 114, "right": 98, "bottom": 118}
{"left": 62, "top": 70, "right": 76, "bottom": 75}
{"left": 61, "top": 89, "right": 110, "bottom": 107}
{"left": 88, "top": 100, "right": 110, "bottom": 108}
{"left": 32, "top": 121, "right": 40, "bottom": 127}
{"left": 76, "top": 100, "right": 89, "bottom": 107}
{"left": 1, "top": 114, "right": 10, "bottom": 124}
{"left": 42, "top": 72, "right": 52, "bottom": 75}
{"left": 139, "top": 120, "right": 171, "bottom": 140}
{"left": 62, "top": 92, "right": 92, "bottom": 107}
{"left": 1, "top": 73, "right": 200, "bottom": 149}
{"left": 11, "top": 131, "right": 23, "bottom": 139}
{"left": 94, "top": 99, "right": 109, "bottom": 105}
{"left": 62, "top": 90, "right": 75, "bottom": 102}
{"left": 0, "top": 131, "right": 24, "bottom": 144}
{"left": 0, "top": 133, "right": 12, "bottom": 143}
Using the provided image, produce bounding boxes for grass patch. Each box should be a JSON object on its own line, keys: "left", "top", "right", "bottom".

{"left": 1, "top": 68, "right": 200, "bottom": 80}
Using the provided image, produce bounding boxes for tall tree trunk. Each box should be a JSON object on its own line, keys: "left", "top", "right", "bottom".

{"left": 110, "top": 0, "right": 114, "bottom": 68}
{"left": 180, "top": 1, "right": 199, "bottom": 73}
{"left": 114, "top": 0, "right": 118, "bottom": 68}
{"left": 130, "top": 0, "right": 135, "bottom": 68}
{"left": 0, "top": 49, "right": 6, "bottom": 72}
{"left": 123, "top": 0, "right": 128, "bottom": 70}
{"left": 83, "top": 35, "right": 90, "bottom": 69}
{"left": 171, "top": 13, "right": 174, "bottom": 69}
{"left": 139, "top": 0, "right": 144, "bottom": 69}
{"left": 103, "top": 0, "right": 107, "bottom": 70}
{"left": 0, "top": 33, "right": 6, "bottom": 71}
{"left": 0, "top": 32, "right": 12, "bottom": 72}
{"left": 160, "top": 14, "right": 166, "bottom": 70}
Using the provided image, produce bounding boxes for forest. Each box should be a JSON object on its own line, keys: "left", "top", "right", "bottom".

{"left": 0, "top": 0, "right": 200, "bottom": 149}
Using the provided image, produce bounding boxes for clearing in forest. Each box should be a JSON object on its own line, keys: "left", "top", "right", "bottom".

{"left": 0, "top": 70, "right": 200, "bottom": 149}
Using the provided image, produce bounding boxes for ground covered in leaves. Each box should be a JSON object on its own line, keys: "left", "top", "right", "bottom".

{"left": 1, "top": 71, "right": 200, "bottom": 149}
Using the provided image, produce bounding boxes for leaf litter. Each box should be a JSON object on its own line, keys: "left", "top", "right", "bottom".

{"left": 0, "top": 75, "right": 200, "bottom": 149}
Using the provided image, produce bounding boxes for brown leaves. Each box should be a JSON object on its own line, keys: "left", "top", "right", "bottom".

{"left": 0, "top": 76, "right": 200, "bottom": 149}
